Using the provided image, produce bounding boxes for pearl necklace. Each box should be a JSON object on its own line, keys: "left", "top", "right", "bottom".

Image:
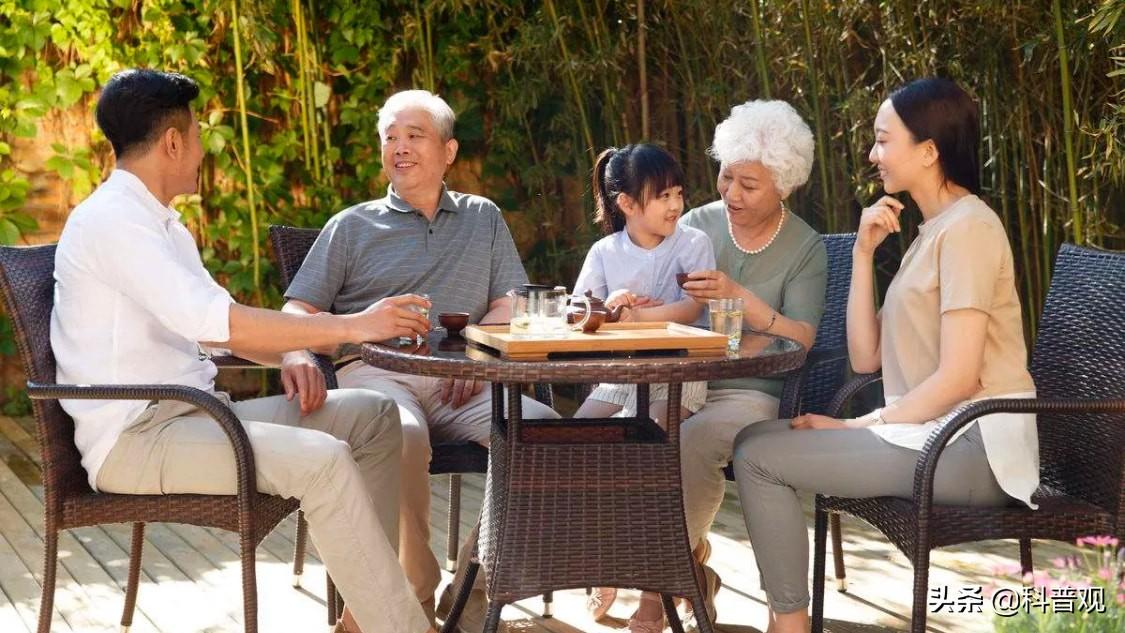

{"left": 728, "top": 207, "right": 786, "bottom": 255}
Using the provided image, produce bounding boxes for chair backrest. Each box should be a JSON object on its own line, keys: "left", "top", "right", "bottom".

{"left": 268, "top": 225, "right": 321, "bottom": 290}
{"left": 1029, "top": 244, "right": 1125, "bottom": 517}
{"left": 798, "top": 232, "right": 857, "bottom": 414}
{"left": 0, "top": 244, "right": 91, "bottom": 499}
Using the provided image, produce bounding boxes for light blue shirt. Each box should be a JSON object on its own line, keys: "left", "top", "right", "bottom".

{"left": 573, "top": 225, "right": 716, "bottom": 303}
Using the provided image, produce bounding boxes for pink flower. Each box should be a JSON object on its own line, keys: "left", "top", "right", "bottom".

{"left": 1051, "top": 557, "right": 1068, "bottom": 568}
{"left": 1098, "top": 567, "right": 1114, "bottom": 581}
{"left": 1078, "top": 536, "right": 1119, "bottom": 548}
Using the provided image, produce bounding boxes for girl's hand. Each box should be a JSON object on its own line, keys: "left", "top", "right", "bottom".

{"left": 791, "top": 413, "right": 851, "bottom": 430}
{"left": 855, "top": 195, "right": 904, "bottom": 256}
{"left": 605, "top": 289, "right": 638, "bottom": 310}
{"left": 682, "top": 270, "right": 745, "bottom": 302}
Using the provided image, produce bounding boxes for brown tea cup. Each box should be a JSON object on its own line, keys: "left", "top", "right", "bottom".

{"left": 438, "top": 312, "right": 470, "bottom": 336}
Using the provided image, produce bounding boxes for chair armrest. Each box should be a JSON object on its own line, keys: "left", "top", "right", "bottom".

{"left": 826, "top": 371, "right": 883, "bottom": 417}
{"left": 778, "top": 346, "right": 849, "bottom": 418}
{"left": 210, "top": 355, "right": 266, "bottom": 369}
{"left": 26, "top": 382, "right": 259, "bottom": 504}
{"left": 211, "top": 352, "right": 339, "bottom": 390}
{"left": 912, "top": 397, "right": 1125, "bottom": 511}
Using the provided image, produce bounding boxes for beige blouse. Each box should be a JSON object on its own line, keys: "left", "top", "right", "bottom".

{"left": 873, "top": 195, "right": 1039, "bottom": 507}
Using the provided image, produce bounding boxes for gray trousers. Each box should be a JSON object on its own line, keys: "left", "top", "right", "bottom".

{"left": 731, "top": 419, "right": 1010, "bottom": 614}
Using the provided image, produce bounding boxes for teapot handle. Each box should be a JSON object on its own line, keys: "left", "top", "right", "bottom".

{"left": 569, "top": 295, "right": 592, "bottom": 332}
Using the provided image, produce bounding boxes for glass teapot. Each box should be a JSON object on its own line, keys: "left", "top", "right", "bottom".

{"left": 508, "top": 284, "right": 591, "bottom": 338}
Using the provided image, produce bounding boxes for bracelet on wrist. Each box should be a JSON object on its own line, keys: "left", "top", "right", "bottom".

{"left": 762, "top": 310, "right": 777, "bottom": 332}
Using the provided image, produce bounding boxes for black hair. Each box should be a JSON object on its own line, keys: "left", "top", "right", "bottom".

{"left": 591, "top": 144, "right": 685, "bottom": 235}
{"left": 889, "top": 77, "right": 981, "bottom": 195}
{"left": 95, "top": 69, "right": 200, "bottom": 158}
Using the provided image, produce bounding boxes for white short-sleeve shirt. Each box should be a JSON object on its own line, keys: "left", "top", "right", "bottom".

{"left": 573, "top": 224, "right": 716, "bottom": 305}
{"left": 51, "top": 169, "right": 233, "bottom": 490}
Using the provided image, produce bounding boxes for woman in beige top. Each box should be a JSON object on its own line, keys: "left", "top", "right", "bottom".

{"left": 731, "top": 78, "right": 1037, "bottom": 633}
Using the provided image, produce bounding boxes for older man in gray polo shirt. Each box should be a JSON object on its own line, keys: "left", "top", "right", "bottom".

{"left": 283, "top": 89, "right": 558, "bottom": 621}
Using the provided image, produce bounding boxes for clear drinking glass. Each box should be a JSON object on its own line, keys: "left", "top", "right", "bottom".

{"left": 708, "top": 297, "right": 744, "bottom": 354}
{"left": 509, "top": 287, "right": 533, "bottom": 338}
{"left": 399, "top": 293, "right": 431, "bottom": 345}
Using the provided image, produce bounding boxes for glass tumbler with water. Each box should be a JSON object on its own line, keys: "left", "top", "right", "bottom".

{"left": 398, "top": 293, "right": 431, "bottom": 345}
{"left": 708, "top": 297, "right": 744, "bottom": 354}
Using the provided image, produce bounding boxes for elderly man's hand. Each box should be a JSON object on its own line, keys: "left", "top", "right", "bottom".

{"left": 439, "top": 378, "right": 485, "bottom": 409}
{"left": 281, "top": 350, "right": 327, "bottom": 415}
{"left": 682, "top": 270, "right": 746, "bottom": 302}
{"left": 351, "top": 294, "right": 431, "bottom": 342}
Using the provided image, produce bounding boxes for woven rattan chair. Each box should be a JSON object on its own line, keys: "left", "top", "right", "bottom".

{"left": 721, "top": 232, "right": 856, "bottom": 483}
{"left": 0, "top": 244, "right": 300, "bottom": 633}
{"left": 269, "top": 224, "right": 557, "bottom": 621}
{"left": 811, "top": 243, "right": 1125, "bottom": 633}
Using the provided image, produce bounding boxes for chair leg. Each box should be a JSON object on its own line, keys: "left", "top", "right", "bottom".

{"left": 446, "top": 474, "right": 462, "bottom": 572}
{"left": 1019, "top": 538, "right": 1033, "bottom": 576}
{"left": 910, "top": 551, "right": 931, "bottom": 633}
{"left": 829, "top": 512, "right": 847, "bottom": 592}
{"left": 663, "top": 594, "right": 685, "bottom": 633}
{"left": 37, "top": 529, "right": 59, "bottom": 633}
{"left": 811, "top": 508, "right": 828, "bottom": 633}
{"left": 326, "top": 575, "right": 337, "bottom": 626}
{"left": 120, "top": 522, "right": 145, "bottom": 633}
{"left": 439, "top": 561, "right": 480, "bottom": 633}
{"left": 293, "top": 510, "right": 308, "bottom": 588}
{"left": 241, "top": 536, "right": 259, "bottom": 633}
{"left": 541, "top": 591, "right": 553, "bottom": 618}
{"left": 482, "top": 601, "right": 504, "bottom": 633}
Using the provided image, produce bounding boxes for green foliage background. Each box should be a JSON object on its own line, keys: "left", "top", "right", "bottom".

{"left": 1, "top": 0, "right": 1123, "bottom": 337}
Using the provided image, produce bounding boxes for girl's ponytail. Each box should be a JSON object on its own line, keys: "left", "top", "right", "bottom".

{"left": 592, "top": 147, "right": 624, "bottom": 234}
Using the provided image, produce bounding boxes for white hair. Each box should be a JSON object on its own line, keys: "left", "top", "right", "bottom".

{"left": 377, "top": 89, "right": 456, "bottom": 142}
{"left": 708, "top": 100, "right": 815, "bottom": 198}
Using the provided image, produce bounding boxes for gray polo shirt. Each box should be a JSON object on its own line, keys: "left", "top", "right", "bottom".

{"left": 285, "top": 186, "right": 528, "bottom": 324}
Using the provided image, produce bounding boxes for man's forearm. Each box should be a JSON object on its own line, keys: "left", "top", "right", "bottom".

{"left": 208, "top": 304, "right": 354, "bottom": 356}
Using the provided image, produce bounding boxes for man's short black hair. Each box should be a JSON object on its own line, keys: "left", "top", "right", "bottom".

{"left": 95, "top": 69, "right": 199, "bottom": 158}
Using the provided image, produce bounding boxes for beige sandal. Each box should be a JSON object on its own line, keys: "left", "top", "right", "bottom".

{"left": 587, "top": 587, "right": 618, "bottom": 621}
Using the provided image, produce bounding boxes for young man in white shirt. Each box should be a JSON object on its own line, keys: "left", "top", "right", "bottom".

{"left": 51, "top": 68, "right": 431, "bottom": 633}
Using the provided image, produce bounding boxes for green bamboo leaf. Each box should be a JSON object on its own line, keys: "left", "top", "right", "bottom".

{"left": 0, "top": 219, "right": 21, "bottom": 245}
{"left": 313, "top": 81, "right": 331, "bottom": 109}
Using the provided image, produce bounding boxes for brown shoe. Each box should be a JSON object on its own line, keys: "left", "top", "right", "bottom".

{"left": 683, "top": 564, "right": 721, "bottom": 630}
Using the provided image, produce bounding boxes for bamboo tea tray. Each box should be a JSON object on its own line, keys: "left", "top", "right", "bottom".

{"left": 462, "top": 322, "right": 728, "bottom": 361}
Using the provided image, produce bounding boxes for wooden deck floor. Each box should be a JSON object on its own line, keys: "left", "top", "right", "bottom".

{"left": 0, "top": 413, "right": 1073, "bottom": 633}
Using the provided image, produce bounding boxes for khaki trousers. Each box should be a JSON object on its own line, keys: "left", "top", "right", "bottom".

{"left": 96, "top": 388, "right": 429, "bottom": 633}
{"left": 336, "top": 363, "right": 559, "bottom": 609}
{"left": 679, "top": 388, "right": 780, "bottom": 547}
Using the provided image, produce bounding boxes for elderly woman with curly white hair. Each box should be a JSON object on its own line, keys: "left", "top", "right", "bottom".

{"left": 586, "top": 100, "right": 826, "bottom": 633}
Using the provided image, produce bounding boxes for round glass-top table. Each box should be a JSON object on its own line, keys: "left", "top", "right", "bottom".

{"left": 361, "top": 329, "right": 807, "bottom": 633}
{"left": 360, "top": 329, "right": 805, "bottom": 385}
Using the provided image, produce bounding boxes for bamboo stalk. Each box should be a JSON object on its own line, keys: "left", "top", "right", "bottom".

{"left": 230, "top": 0, "right": 262, "bottom": 305}
{"left": 749, "top": 0, "right": 771, "bottom": 98}
{"left": 544, "top": 0, "right": 596, "bottom": 162}
{"left": 292, "top": 0, "right": 312, "bottom": 170}
{"left": 1051, "top": 0, "right": 1082, "bottom": 244}
{"left": 576, "top": 0, "right": 622, "bottom": 146}
{"left": 638, "top": 0, "right": 649, "bottom": 139}
{"left": 798, "top": 0, "right": 834, "bottom": 230}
